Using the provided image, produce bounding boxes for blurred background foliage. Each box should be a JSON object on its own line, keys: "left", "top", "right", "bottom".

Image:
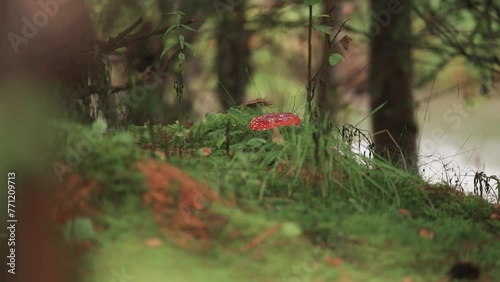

{"left": 1, "top": 1, "right": 499, "bottom": 281}
{"left": 77, "top": 0, "right": 498, "bottom": 127}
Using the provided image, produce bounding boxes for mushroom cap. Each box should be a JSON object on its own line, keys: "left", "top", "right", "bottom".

{"left": 249, "top": 113, "right": 301, "bottom": 131}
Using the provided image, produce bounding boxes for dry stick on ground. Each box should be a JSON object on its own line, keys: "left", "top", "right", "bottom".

{"left": 371, "top": 129, "right": 408, "bottom": 172}
{"left": 236, "top": 224, "right": 282, "bottom": 253}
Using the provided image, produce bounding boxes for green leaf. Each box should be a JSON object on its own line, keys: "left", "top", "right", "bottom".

{"left": 180, "top": 24, "right": 197, "bottom": 32}
{"left": 63, "top": 217, "right": 95, "bottom": 241}
{"left": 472, "top": 33, "right": 483, "bottom": 44}
{"left": 303, "top": 0, "right": 321, "bottom": 5}
{"left": 91, "top": 119, "right": 107, "bottom": 133}
{"left": 164, "top": 11, "right": 185, "bottom": 16}
{"left": 111, "top": 132, "right": 134, "bottom": 145}
{"left": 130, "top": 76, "right": 137, "bottom": 87}
{"left": 184, "top": 42, "right": 195, "bottom": 50}
{"left": 313, "top": 23, "right": 332, "bottom": 34}
{"left": 280, "top": 222, "right": 303, "bottom": 238}
{"left": 246, "top": 138, "right": 267, "bottom": 148}
{"left": 328, "top": 53, "right": 344, "bottom": 66}
{"left": 261, "top": 147, "right": 282, "bottom": 165}
{"left": 160, "top": 40, "right": 177, "bottom": 59}
{"left": 178, "top": 34, "right": 185, "bottom": 49}
{"left": 174, "top": 130, "right": 186, "bottom": 137}
{"left": 175, "top": 14, "right": 181, "bottom": 26}
{"left": 163, "top": 25, "right": 176, "bottom": 38}
{"left": 178, "top": 52, "right": 185, "bottom": 62}
{"left": 227, "top": 108, "right": 245, "bottom": 117}
{"left": 216, "top": 135, "right": 226, "bottom": 149}
{"left": 354, "top": 101, "right": 386, "bottom": 127}
{"left": 312, "top": 14, "right": 329, "bottom": 21}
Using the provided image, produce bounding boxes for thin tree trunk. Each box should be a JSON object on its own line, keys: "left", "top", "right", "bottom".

{"left": 369, "top": 0, "right": 417, "bottom": 168}
{"left": 328, "top": 0, "right": 342, "bottom": 121}
{"left": 216, "top": 1, "right": 251, "bottom": 109}
{"left": 316, "top": 0, "right": 333, "bottom": 119}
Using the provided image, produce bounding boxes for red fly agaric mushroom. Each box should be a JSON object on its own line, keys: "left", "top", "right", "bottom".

{"left": 249, "top": 113, "right": 301, "bottom": 143}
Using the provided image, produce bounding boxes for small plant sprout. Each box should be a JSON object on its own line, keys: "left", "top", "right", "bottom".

{"left": 249, "top": 113, "right": 301, "bottom": 144}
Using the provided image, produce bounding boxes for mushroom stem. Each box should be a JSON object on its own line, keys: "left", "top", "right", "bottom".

{"left": 271, "top": 128, "right": 284, "bottom": 143}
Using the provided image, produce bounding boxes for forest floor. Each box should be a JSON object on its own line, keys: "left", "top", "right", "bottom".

{"left": 49, "top": 108, "right": 499, "bottom": 282}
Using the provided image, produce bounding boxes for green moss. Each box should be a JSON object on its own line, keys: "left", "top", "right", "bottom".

{"left": 50, "top": 114, "right": 499, "bottom": 282}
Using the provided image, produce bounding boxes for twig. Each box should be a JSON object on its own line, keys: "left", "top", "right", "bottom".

{"left": 115, "top": 17, "right": 143, "bottom": 40}
{"left": 236, "top": 224, "right": 282, "bottom": 253}
{"left": 312, "top": 18, "right": 350, "bottom": 82}
{"left": 330, "top": 18, "right": 350, "bottom": 46}
{"left": 87, "top": 41, "right": 185, "bottom": 94}
{"left": 78, "top": 18, "right": 197, "bottom": 55}
{"left": 372, "top": 129, "right": 408, "bottom": 172}
{"left": 417, "top": 75, "right": 437, "bottom": 153}
{"left": 306, "top": 5, "right": 314, "bottom": 109}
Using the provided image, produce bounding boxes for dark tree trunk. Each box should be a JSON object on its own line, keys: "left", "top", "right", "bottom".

{"left": 216, "top": 1, "right": 252, "bottom": 109}
{"left": 369, "top": 0, "right": 417, "bottom": 168}
{"left": 327, "top": 0, "right": 342, "bottom": 121}
{"left": 316, "top": 0, "right": 334, "bottom": 120}
{"left": 5, "top": 0, "right": 98, "bottom": 122}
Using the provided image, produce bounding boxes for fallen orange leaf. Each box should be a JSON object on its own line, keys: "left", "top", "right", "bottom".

{"left": 199, "top": 147, "right": 213, "bottom": 157}
{"left": 339, "top": 35, "right": 352, "bottom": 51}
{"left": 398, "top": 208, "right": 411, "bottom": 217}
{"left": 325, "top": 254, "right": 344, "bottom": 267}
{"left": 418, "top": 227, "right": 435, "bottom": 239}
{"left": 402, "top": 276, "right": 414, "bottom": 282}
{"left": 144, "top": 237, "right": 163, "bottom": 247}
